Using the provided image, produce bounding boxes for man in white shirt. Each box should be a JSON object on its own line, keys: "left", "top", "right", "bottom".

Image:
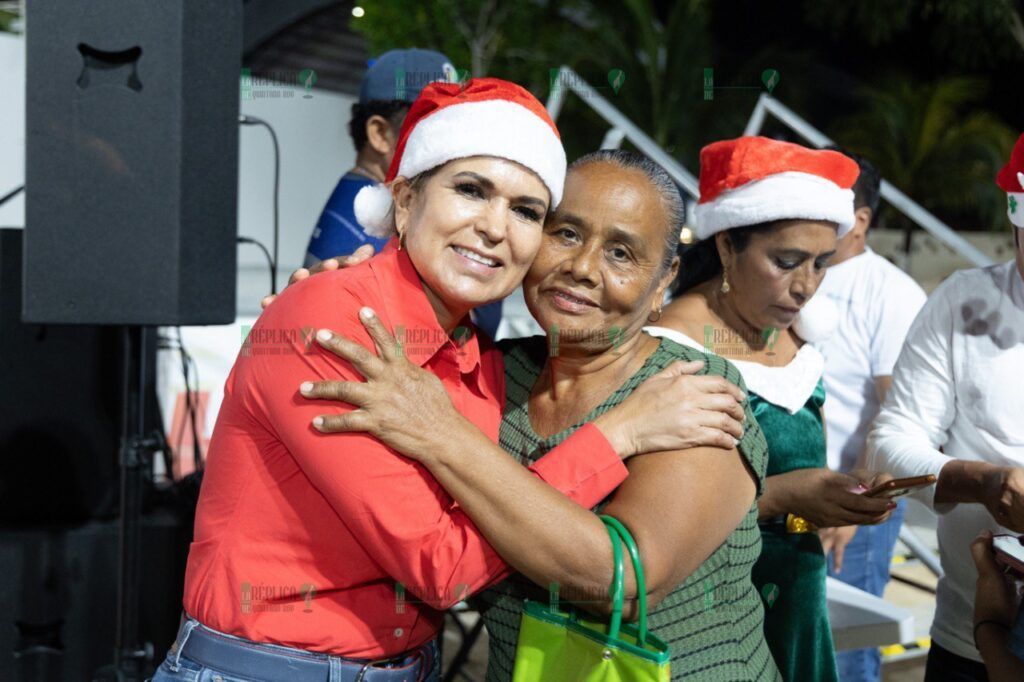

{"left": 814, "top": 149, "right": 927, "bottom": 682}
{"left": 868, "top": 132, "right": 1024, "bottom": 681}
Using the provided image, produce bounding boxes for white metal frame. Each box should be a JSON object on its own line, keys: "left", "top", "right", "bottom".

{"left": 745, "top": 93, "right": 993, "bottom": 268}
{"left": 547, "top": 65, "right": 993, "bottom": 270}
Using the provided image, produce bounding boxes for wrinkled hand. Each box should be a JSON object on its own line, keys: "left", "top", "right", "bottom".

{"left": 261, "top": 244, "right": 376, "bottom": 309}
{"left": 819, "top": 525, "right": 858, "bottom": 573}
{"left": 983, "top": 467, "right": 1024, "bottom": 533}
{"left": 299, "top": 307, "right": 459, "bottom": 463}
{"left": 971, "top": 530, "right": 1020, "bottom": 627}
{"left": 782, "top": 468, "right": 894, "bottom": 528}
{"left": 594, "top": 360, "right": 746, "bottom": 458}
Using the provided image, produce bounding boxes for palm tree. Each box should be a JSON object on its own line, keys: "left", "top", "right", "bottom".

{"left": 830, "top": 75, "right": 1016, "bottom": 232}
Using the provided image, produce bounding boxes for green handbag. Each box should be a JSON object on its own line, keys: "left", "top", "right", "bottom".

{"left": 511, "top": 515, "right": 671, "bottom": 682}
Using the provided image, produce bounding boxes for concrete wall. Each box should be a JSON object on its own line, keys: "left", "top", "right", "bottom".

{"left": 236, "top": 83, "right": 357, "bottom": 315}
{"left": 0, "top": 34, "right": 25, "bottom": 228}
{"left": 867, "top": 230, "right": 1016, "bottom": 293}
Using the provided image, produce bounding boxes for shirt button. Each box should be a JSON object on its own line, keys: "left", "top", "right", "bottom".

{"left": 393, "top": 628, "right": 404, "bottom": 638}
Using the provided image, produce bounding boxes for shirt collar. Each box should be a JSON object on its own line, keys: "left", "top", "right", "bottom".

{"left": 368, "top": 238, "right": 482, "bottom": 373}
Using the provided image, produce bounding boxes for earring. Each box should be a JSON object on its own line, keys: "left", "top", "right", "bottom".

{"left": 396, "top": 229, "right": 404, "bottom": 251}
{"left": 648, "top": 308, "right": 662, "bottom": 323}
{"left": 720, "top": 268, "right": 731, "bottom": 294}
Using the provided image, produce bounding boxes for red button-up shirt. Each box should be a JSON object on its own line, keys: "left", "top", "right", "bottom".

{"left": 183, "top": 239, "right": 628, "bottom": 658}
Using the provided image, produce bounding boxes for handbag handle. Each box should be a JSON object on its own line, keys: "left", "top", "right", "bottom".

{"left": 600, "top": 515, "right": 649, "bottom": 647}
{"left": 603, "top": 516, "right": 626, "bottom": 636}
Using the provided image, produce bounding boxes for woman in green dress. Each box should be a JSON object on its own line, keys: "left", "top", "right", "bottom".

{"left": 303, "top": 150, "right": 780, "bottom": 679}
{"left": 650, "top": 136, "right": 896, "bottom": 681}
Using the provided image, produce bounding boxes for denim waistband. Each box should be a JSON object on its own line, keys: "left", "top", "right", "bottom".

{"left": 166, "top": 614, "right": 435, "bottom": 682}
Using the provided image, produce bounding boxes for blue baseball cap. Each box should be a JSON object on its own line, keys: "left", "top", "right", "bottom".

{"left": 359, "top": 49, "right": 458, "bottom": 104}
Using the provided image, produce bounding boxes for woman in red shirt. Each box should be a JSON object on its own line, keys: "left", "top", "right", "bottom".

{"left": 156, "top": 80, "right": 745, "bottom": 682}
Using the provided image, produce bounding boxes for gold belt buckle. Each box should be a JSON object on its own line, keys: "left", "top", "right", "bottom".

{"left": 786, "top": 514, "right": 818, "bottom": 534}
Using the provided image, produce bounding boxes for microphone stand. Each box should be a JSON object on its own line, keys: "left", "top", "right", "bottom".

{"left": 95, "top": 326, "right": 162, "bottom": 681}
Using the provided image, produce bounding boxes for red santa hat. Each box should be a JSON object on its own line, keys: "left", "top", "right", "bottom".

{"left": 996, "top": 132, "right": 1024, "bottom": 229}
{"left": 693, "top": 136, "right": 860, "bottom": 240}
{"left": 354, "top": 78, "right": 566, "bottom": 237}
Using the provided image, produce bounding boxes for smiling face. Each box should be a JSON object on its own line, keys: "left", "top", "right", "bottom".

{"left": 393, "top": 156, "right": 550, "bottom": 324}
{"left": 522, "top": 161, "right": 678, "bottom": 354}
{"left": 717, "top": 220, "right": 838, "bottom": 331}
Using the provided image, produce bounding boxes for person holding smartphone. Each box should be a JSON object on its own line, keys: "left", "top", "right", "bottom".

{"left": 868, "top": 132, "right": 1024, "bottom": 681}
{"left": 651, "top": 137, "right": 896, "bottom": 682}
{"left": 970, "top": 531, "right": 1024, "bottom": 682}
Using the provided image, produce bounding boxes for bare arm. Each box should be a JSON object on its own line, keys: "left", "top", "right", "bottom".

{"left": 976, "top": 627, "right": 1024, "bottom": 682}
{"left": 414, "top": 409, "right": 756, "bottom": 617}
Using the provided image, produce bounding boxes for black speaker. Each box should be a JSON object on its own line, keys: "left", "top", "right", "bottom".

{"left": 0, "top": 228, "right": 157, "bottom": 523}
{"left": 24, "top": 0, "right": 242, "bottom": 325}
{"left": 0, "top": 513, "right": 188, "bottom": 681}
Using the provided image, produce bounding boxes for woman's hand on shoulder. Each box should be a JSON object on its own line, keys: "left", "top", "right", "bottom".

{"left": 298, "top": 306, "right": 461, "bottom": 463}
{"left": 593, "top": 359, "right": 746, "bottom": 458}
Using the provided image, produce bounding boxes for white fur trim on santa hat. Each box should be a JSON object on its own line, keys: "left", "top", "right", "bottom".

{"left": 398, "top": 99, "right": 566, "bottom": 208}
{"left": 353, "top": 183, "right": 396, "bottom": 237}
{"left": 694, "top": 171, "right": 856, "bottom": 241}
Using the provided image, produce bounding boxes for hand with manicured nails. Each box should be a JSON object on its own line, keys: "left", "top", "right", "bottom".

{"left": 766, "top": 468, "right": 895, "bottom": 528}
{"left": 301, "top": 308, "right": 455, "bottom": 465}
{"left": 300, "top": 308, "right": 750, "bottom": 461}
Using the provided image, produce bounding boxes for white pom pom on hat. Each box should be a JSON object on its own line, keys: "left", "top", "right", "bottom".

{"left": 792, "top": 294, "right": 839, "bottom": 343}
{"left": 352, "top": 78, "right": 567, "bottom": 238}
{"left": 353, "top": 184, "right": 395, "bottom": 237}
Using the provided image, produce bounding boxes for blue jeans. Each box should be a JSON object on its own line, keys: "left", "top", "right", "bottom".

{"left": 150, "top": 616, "right": 440, "bottom": 682}
{"left": 827, "top": 501, "right": 905, "bottom": 682}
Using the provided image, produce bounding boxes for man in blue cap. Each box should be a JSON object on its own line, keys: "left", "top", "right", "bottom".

{"left": 304, "top": 49, "right": 456, "bottom": 267}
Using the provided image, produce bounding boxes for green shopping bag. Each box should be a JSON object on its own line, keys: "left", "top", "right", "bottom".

{"left": 512, "top": 515, "right": 671, "bottom": 682}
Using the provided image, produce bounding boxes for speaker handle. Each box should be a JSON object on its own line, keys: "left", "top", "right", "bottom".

{"left": 76, "top": 43, "right": 143, "bottom": 91}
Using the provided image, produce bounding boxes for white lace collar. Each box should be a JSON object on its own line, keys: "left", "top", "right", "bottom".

{"left": 643, "top": 325, "right": 824, "bottom": 414}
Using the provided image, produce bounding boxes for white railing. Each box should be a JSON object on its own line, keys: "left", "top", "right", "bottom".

{"left": 546, "top": 66, "right": 993, "bottom": 269}
{"left": 547, "top": 66, "right": 699, "bottom": 226}
{"left": 745, "top": 93, "right": 993, "bottom": 268}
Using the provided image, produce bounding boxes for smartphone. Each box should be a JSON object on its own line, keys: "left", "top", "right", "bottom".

{"left": 864, "top": 474, "right": 937, "bottom": 499}
{"left": 993, "top": 534, "right": 1024, "bottom": 579}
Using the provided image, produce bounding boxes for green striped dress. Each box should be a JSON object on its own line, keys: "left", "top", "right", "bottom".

{"left": 475, "top": 334, "right": 781, "bottom": 681}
